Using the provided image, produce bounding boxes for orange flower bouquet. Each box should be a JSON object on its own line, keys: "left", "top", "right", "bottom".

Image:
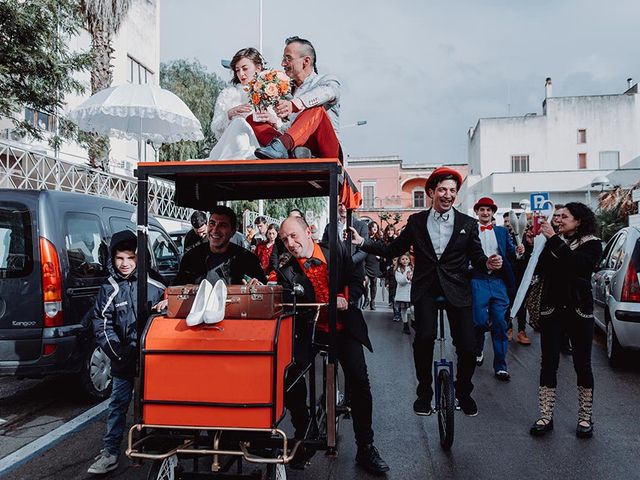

{"left": 246, "top": 70, "right": 291, "bottom": 114}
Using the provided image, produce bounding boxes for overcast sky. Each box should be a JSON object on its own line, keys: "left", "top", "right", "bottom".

{"left": 160, "top": 0, "right": 640, "bottom": 165}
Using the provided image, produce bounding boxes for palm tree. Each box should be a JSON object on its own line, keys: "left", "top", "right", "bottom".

{"left": 79, "top": 0, "right": 132, "bottom": 170}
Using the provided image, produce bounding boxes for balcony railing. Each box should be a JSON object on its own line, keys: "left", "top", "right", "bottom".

{"left": 0, "top": 140, "right": 191, "bottom": 221}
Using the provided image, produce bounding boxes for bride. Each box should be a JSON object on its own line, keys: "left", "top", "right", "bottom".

{"left": 208, "top": 48, "right": 279, "bottom": 160}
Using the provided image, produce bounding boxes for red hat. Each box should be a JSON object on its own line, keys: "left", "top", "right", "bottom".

{"left": 425, "top": 167, "right": 464, "bottom": 191}
{"left": 473, "top": 197, "right": 498, "bottom": 213}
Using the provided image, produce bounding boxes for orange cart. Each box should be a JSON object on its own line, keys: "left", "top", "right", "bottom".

{"left": 127, "top": 159, "right": 360, "bottom": 480}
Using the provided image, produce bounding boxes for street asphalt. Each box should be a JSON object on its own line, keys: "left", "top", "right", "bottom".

{"left": 3, "top": 299, "right": 640, "bottom": 480}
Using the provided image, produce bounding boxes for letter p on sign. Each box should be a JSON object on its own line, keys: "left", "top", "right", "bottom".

{"left": 530, "top": 192, "right": 550, "bottom": 211}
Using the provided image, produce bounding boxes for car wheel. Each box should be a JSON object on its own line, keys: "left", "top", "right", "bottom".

{"left": 78, "top": 343, "right": 112, "bottom": 401}
{"left": 606, "top": 319, "right": 625, "bottom": 368}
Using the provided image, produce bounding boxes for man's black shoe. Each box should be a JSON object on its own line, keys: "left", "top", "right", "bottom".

{"left": 413, "top": 397, "right": 434, "bottom": 416}
{"left": 255, "top": 138, "right": 288, "bottom": 159}
{"left": 495, "top": 370, "right": 511, "bottom": 382}
{"left": 289, "top": 443, "right": 316, "bottom": 470}
{"left": 355, "top": 444, "right": 390, "bottom": 474}
{"left": 456, "top": 395, "right": 478, "bottom": 416}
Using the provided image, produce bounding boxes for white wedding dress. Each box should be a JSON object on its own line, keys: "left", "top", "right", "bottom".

{"left": 207, "top": 85, "right": 259, "bottom": 160}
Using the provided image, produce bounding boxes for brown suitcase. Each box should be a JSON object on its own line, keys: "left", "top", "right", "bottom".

{"left": 166, "top": 283, "right": 283, "bottom": 319}
{"left": 166, "top": 284, "right": 199, "bottom": 318}
{"left": 225, "top": 284, "right": 283, "bottom": 319}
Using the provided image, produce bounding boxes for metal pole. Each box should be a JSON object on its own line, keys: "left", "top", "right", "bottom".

{"left": 258, "top": 0, "right": 263, "bottom": 53}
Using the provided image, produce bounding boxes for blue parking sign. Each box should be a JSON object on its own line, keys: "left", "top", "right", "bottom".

{"left": 530, "top": 192, "right": 550, "bottom": 211}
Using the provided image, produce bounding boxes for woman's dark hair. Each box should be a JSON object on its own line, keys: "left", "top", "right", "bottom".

{"left": 230, "top": 47, "right": 264, "bottom": 85}
{"left": 368, "top": 220, "right": 382, "bottom": 240}
{"left": 563, "top": 202, "right": 598, "bottom": 238}
{"left": 383, "top": 224, "right": 396, "bottom": 238}
{"left": 267, "top": 223, "right": 279, "bottom": 233}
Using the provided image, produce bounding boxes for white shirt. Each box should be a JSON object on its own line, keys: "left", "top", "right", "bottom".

{"left": 427, "top": 209, "right": 455, "bottom": 260}
{"left": 478, "top": 224, "right": 499, "bottom": 257}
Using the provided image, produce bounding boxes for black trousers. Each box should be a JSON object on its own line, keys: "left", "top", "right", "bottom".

{"left": 413, "top": 292, "right": 477, "bottom": 402}
{"left": 539, "top": 306, "right": 594, "bottom": 388}
{"left": 285, "top": 329, "right": 374, "bottom": 446}
{"left": 367, "top": 275, "right": 378, "bottom": 305}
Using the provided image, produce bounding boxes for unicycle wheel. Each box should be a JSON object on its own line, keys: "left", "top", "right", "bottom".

{"left": 437, "top": 369, "right": 455, "bottom": 451}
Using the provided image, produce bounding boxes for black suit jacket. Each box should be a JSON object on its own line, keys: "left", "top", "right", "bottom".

{"left": 279, "top": 241, "right": 372, "bottom": 351}
{"left": 322, "top": 218, "right": 368, "bottom": 279}
{"left": 175, "top": 242, "right": 266, "bottom": 285}
{"left": 362, "top": 208, "right": 487, "bottom": 307}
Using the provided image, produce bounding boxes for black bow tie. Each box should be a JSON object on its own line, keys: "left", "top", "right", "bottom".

{"left": 303, "top": 257, "right": 323, "bottom": 269}
{"left": 434, "top": 211, "right": 450, "bottom": 222}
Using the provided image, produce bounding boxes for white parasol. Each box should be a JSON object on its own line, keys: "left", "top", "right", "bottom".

{"left": 510, "top": 201, "right": 555, "bottom": 318}
{"left": 68, "top": 83, "right": 204, "bottom": 158}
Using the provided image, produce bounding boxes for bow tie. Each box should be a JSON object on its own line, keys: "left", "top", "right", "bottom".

{"left": 303, "top": 257, "right": 323, "bottom": 269}
{"left": 480, "top": 224, "right": 493, "bottom": 231}
{"left": 434, "top": 211, "right": 450, "bottom": 222}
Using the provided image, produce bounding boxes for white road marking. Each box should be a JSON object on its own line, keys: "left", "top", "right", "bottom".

{"left": 0, "top": 399, "right": 109, "bottom": 476}
{"left": 0, "top": 419, "right": 7, "bottom": 425}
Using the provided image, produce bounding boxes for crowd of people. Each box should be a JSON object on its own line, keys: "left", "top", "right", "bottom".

{"left": 84, "top": 35, "right": 604, "bottom": 476}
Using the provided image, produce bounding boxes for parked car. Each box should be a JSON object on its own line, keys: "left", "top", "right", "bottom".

{"left": 591, "top": 226, "right": 640, "bottom": 366}
{"left": 169, "top": 228, "right": 190, "bottom": 254}
{"left": 0, "top": 189, "right": 180, "bottom": 400}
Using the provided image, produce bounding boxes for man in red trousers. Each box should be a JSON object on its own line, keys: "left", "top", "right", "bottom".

{"left": 249, "top": 36, "right": 341, "bottom": 160}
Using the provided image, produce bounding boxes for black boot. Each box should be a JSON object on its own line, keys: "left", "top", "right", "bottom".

{"left": 576, "top": 386, "right": 594, "bottom": 438}
{"left": 355, "top": 444, "right": 390, "bottom": 474}
{"left": 530, "top": 386, "right": 556, "bottom": 437}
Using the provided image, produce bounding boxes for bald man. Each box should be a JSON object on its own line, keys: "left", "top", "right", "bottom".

{"left": 277, "top": 216, "right": 388, "bottom": 474}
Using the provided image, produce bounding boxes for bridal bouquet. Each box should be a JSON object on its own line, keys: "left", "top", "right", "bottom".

{"left": 246, "top": 70, "right": 291, "bottom": 111}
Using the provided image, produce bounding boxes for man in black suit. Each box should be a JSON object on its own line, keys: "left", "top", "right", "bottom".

{"left": 351, "top": 167, "right": 503, "bottom": 416}
{"left": 322, "top": 202, "right": 368, "bottom": 304}
{"left": 278, "top": 216, "right": 389, "bottom": 474}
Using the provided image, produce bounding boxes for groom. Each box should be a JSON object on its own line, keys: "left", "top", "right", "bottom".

{"left": 248, "top": 36, "right": 342, "bottom": 160}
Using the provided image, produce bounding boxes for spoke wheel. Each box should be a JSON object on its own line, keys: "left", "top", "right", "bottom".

{"left": 437, "top": 369, "right": 455, "bottom": 451}
{"left": 265, "top": 463, "right": 287, "bottom": 480}
{"left": 147, "top": 455, "right": 179, "bottom": 480}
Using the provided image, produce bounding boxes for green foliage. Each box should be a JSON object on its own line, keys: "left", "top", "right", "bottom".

{"left": 597, "top": 208, "right": 626, "bottom": 242}
{"left": 264, "top": 197, "right": 327, "bottom": 220}
{"left": 159, "top": 59, "right": 227, "bottom": 160}
{"left": 379, "top": 211, "right": 403, "bottom": 226}
{"left": 0, "top": 0, "right": 91, "bottom": 140}
{"left": 227, "top": 197, "right": 327, "bottom": 224}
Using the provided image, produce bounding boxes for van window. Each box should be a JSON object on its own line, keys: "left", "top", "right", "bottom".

{"left": 148, "top": 228, "right": 180, "bottom": 273}
{"left": 65, "top": 213, "right": 108, "bottom": 278}
{"left": 109, "top": 216, "right": 135, "bottom": 235}
{"left": 0, "top": 202, "right": 33, "bottom": 279}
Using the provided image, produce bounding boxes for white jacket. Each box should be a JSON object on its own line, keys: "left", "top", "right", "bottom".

{"left": 395, "top": 267, "right": 412, "bottom": 303}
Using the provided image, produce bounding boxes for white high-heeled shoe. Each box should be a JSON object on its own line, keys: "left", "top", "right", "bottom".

{"left": 186, "top": 279, "right": 213, "bottom": 326}
{"left": 204, "top": 280, "right": 227, "bottom": 324}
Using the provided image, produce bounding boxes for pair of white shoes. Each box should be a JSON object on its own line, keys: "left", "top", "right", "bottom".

{"left": 186, "top": 279, "right": 227, "bottom": 326}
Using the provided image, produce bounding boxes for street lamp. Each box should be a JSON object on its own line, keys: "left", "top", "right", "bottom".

{"left": 587, "top": 176, "right": 611, "bottom": 208}
{"left": 342, "top": 120, "right": 367, "bottom": 128}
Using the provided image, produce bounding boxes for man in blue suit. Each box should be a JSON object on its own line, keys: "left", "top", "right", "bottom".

{"left": 471, "top": 197, "right": 517, "bottom": 381}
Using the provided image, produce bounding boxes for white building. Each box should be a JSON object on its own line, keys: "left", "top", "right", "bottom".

{"left": 461, "top": 78, "right": 640, "bottom": 214}
{"left": 2, "top": 0, "right": 160, "bottom": 177}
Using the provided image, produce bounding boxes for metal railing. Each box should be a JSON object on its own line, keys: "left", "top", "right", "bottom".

{"left": 0, "top": 140, "right": 191, "bottom": 221}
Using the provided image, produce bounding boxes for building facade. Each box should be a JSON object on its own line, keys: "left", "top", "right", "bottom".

{"left": 2, "top": 0, "right": 160, "bottom": 177}
{"left": 345, "top": 156, "right": 468, "bottom": 228}
{"left": 462, "top": 78, "right": 640, "bottom": 214}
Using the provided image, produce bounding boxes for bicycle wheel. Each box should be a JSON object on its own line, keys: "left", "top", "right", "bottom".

{"left": 147, "top": 454, "right": 179, "bottom": 480}
{"left": 437, "top": 369, "right": 455, "bottom": 451}
{"left": 265, "top": 463, "right": 287, "bottom": 480}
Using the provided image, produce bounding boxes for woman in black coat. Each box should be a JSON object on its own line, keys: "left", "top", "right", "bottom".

{"left": 363, "top": 221, "right": 383, "bottom": 310}
{"left": 529, "top": 202, "right": 602, "bottom": 439}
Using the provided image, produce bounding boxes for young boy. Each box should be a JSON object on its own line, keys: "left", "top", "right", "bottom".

{"left": 87, "top": 230, "right": 165, "bottom": 475}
